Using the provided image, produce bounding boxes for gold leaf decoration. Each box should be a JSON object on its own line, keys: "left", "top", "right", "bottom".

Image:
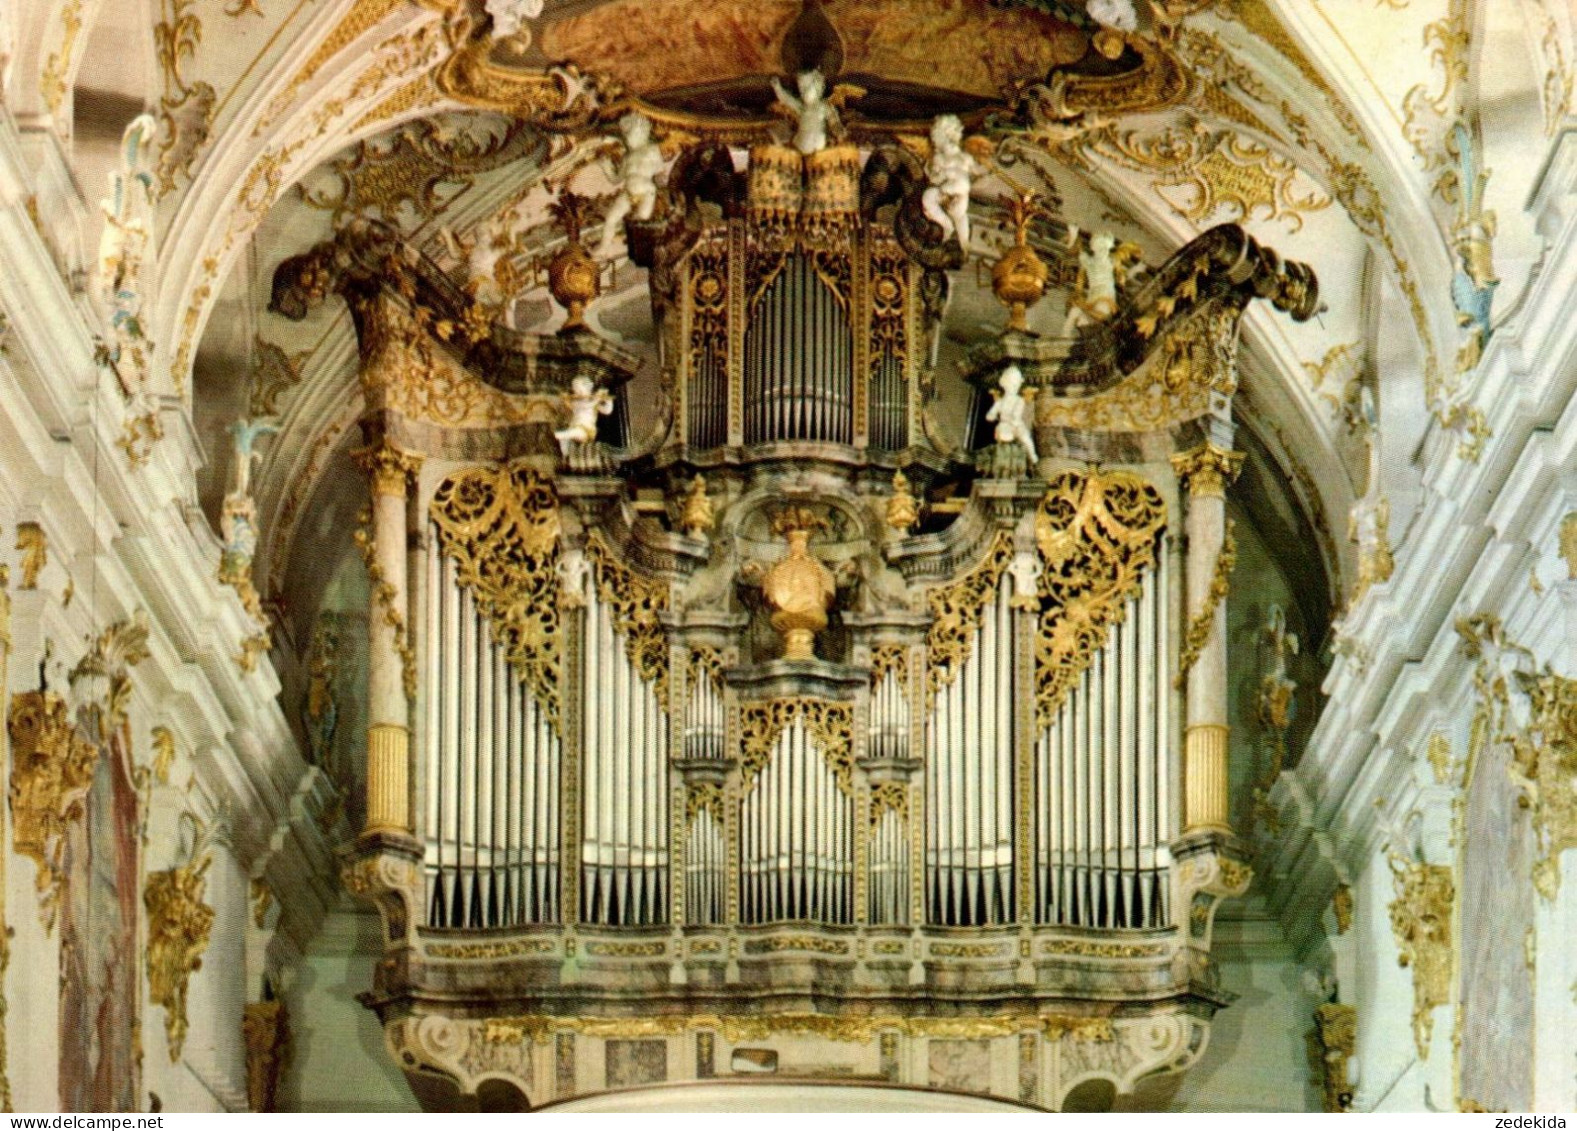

{"left": 146, "top": 855, "right": 216, "bottom": 1061}
{"left": 1387, "top": 860, "right": 1453, "bottom": 1060}
{"left": 429, "top": 464, "right": 563, "bottom": 729}
{"left": 586, "top": 535, "right": 670, "bottom": 705}
{"left": 1034, "top": 470, "right": 1167, "bottom": 725}
{"left": 739, "top": 699, "right": 853, "bottom": 796}
{"left": 1175, "top": 520, "right": 1238, "bottom": 689}
{"left": 925, "top": 532, "right": 1014, "bottom": 698}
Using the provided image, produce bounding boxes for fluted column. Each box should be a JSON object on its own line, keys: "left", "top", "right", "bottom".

{"left": 1172, "top": 443, "right": 1242, "bottom": 835}
{"left": 355, "top": 440, "right": 423, "bottom": 834}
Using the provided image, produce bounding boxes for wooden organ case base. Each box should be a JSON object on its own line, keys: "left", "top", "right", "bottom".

{"left": 278, "top": 114, "right": 1320, "bottom": 1111}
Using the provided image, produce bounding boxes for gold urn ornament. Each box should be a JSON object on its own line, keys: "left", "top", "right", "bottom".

{"left": 761, "top": 507, "right": 836, "bottom": 661}
{"left": 546, "top": 192, "right": 602, "bottom": 330}
{"left": 991, "top": 192, "right": 1050, "bottom": 333}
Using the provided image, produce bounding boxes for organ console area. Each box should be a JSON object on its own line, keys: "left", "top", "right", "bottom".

{"left": 273, "top": 99, "right": 1318, "bottom": 1111}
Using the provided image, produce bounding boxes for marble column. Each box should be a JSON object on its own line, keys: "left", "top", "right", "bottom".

{"left": 355, "top": 440, "right": 422, "bottom": 835}
{"left": 1172, "top": 443, "right": 1242, "bottom": 835}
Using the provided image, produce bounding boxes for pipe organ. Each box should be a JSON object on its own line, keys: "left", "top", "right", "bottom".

{"left": 278, "top": 97, "right": 1318, "bottom": 1111}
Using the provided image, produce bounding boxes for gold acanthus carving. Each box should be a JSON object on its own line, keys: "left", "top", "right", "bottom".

{"left": 0, "top": 565, "right": 9, "bottom": 1112}
{"left": 1332, "top": 884, "right": 1354, "bottom": 935}
{"left": 1042, "top": 938, "right": 1169, "bottom": 959}
{"left": 586, "top": 534, "right": 671, "bottom": 704}
{"left": 1387, "top": 860, "right": 1453, "bottom": 1060}
{"left": 352, "top": 510, "right": 416, "bottom": 704}
{"left": 739, "top": 699, "right": 853, "bottom": 796}
{"left": 1560, "top": 513, "right": 1577, "bottom": 581}
{"left": 870, "top": 644, "right": 908, "bottom": 688}
{"left": 7, "top": 691, "right": 97, "bottom": 930}
{"left": 925, "top": 532, "right": 1014, "bottom": 699}
{"left": 146, "top": 854, "right": 216, "bottom": 1061}
{"left": 1311, "top": 1003, "right": 1357, "bottom": 1113}
{"left": 150, "top": 726, "right": 177, "bottom": 785}
{"left": 1172, "top": 444, "right": 1244, "bottom": 500}
{"left": 484, "top": 1010, "right": 1117, "bottom": 1047}
{"left": 1175, "top": 520, "right": 1238, "bottom": 690}
{"left": 429, "top": 464, "right": 563, "bottom": 729}
{"left": 1034, "top": 470, "right": 1168, "bottom": 725}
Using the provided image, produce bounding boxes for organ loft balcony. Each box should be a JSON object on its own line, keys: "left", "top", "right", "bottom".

{"left": 270, "top": 14, "right": 1319, "bottom": 1109}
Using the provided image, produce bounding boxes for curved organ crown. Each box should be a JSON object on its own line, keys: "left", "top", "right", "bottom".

{"left": 279, "top": 126, "right": 1320, "bottom": 1109}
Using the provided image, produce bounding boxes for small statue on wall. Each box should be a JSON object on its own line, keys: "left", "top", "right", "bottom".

{"left": 596, "top": 112, "right": 666, "bottom": 259}
{"left": 98, "top": 114, "right": 158, "bottom": 312}
{"left": 922, "top": 114, "right": 983, "bottom": 252}
{"left": 771, "top": 69, "right": 841, "bottom": 156}
{"left": 1061, "top": 225, "right": 1129, "bottom": 334}
{"left": 554, "top": 375, "right": 613, "bottom": 453}
{"left": 985, "top": 364, "right": 1039, "bottom": 468}
{"left": 220, "top": 418, "right": 278, "bottom": 623}
{"left": 680, "top": 476, "right": 715, "bottom": 537}
{"left": 885, "top": 471, "right": 920, "bottom": 534}
{"left": 1258, "top": 604, "right": 1299, "bottom": 732}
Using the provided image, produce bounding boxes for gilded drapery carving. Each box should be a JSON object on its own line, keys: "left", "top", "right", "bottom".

{"left": 1033, "top": 470, "right": 1167, "bottom": 725}
{"left": 429, "top": 463, "right": 564, "bottom": 729}
{"left": 586, "top": 534, "right": 671, "bottom": 704}
{"left": 7, "top": 691, "right": 97, "bottom": 930}
{"left": 739, "top": 699, "right": 854, "bottom": 796}
{"left": 925, "top": 532, "right": 1014, "bottom": 698}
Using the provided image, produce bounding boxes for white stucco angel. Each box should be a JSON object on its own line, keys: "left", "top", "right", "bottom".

{"left": 554, "top": 375, "right": 614, "bottom": 452}
{"left": 985, "top": 365, "right": 1038, "bottom": 465}
{"left": 771, "top": 69, "right": 841, "bottom": 156}
{"left": 596, "top": 112, "right": 666, "bottom": 259}
{"left": 1007, "top": 551, "right": 1043, "bottom": 610}
{"left": 922, "top": 114, "right": 982, "bottom": 253}
{"left": 98, "top": 114, "right": 159, "bottom": 309}
{"left": 440, "top": 217, "right": 514, "bottom": 315}
{"left": 486, "top": 0, "right": 544, "bottom": 40}
{"left": 557, "top": 548, "right": 591, "bottom": 608}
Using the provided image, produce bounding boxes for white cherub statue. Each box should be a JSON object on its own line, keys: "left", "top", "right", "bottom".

{"left": 486, "top": 0, "right": 544, "bottom": 39}
{"left": 554, "top": 375, "right": 614, "bottom": 452}
{"left": 1087, "top": 0, "right": 1138, "bottom": 32}
{"left": 1060, "top": 226, "right": 1121, "bottom": 334}
{"left": 440, "top": 218, "right": 512, "bottom": 313}
{"left": 985, "top": 365, "right": 1038, "bottom": 465}
{"left": 922, "top": 114, "right": 982, "bottom": 252}
{"left": 771, "top": 68, "right": 840, "bottom": 156}
{"left": 596, "top": 112, "right": 666, "bottom": 259}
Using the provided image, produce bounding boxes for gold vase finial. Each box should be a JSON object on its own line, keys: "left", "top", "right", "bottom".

{"left": 991, "top": 192, "right": 1049, "bottom": 333}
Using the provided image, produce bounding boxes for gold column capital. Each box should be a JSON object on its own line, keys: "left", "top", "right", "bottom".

{"left": 353, "top": 441, "right": 423, "bottom": 498}
{"left": 1171, "top": 443, "right": 1243, "bottom": 499}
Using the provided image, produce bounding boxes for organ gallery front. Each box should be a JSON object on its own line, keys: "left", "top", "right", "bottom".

{"left": 269, "top": 5, "right": 1319, "bottom": 1109}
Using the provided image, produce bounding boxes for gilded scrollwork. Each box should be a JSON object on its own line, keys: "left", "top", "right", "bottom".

{"left": 1509, "top": 670, "right": 1577, "bottom": 900}
{"left": 1310, "top": 1003, "right": 1357, "bottom": 1113}
{"left": 686, "top": 781, "right": 723, "bottom": 827}
{"left": 8, "top": 691, "right": 98, "bottom": 930}
{"left": 146, "top": 851, "right": 216, "bottom": 1061}
{"left": 925, "top": 532, "right": 1014, "bottom": 699}
{"left": 869, "top": 781, "right": 907, "bottom": 828}
{"left": 586, "top": 534, "right": 670, "bottom": 704}
{"left": 430, "top": 463, "right": 563, "bottom": 727}
{"left": 739, "top": 699, "right": 853, "bottom": 796}
{"left": 1033, "top": 470, "right": 1167, "bottom": 724}
{"left": 1175, "top": 520, "right": 1237, "bottom": 690}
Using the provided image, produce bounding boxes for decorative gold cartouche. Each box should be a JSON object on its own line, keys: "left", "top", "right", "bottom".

{"left": 761, "top": 507, "right": 836, "bottom": 661}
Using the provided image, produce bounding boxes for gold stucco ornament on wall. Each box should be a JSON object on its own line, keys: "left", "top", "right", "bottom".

{"left": 1387, "top": 858, "right": 1454, "bottom": 1060}
{"left": 145, "top": 843, "right": 216, "bottom": 1061}
{"left": 7, "top": 690, "right": 97, "bottom": 931}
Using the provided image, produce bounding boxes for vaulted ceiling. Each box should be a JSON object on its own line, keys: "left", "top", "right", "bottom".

{"left": 10, "top": 0, "right": 1568, "bottom": 664}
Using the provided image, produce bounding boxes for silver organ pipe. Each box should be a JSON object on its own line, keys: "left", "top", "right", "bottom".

{"left": 925, "top": 577, "right": 1016, "bottom": 926}
{"left": 580, "top": 579, "right": 669, "bottom": 926}
{"left": 868, "top": 666, "right": 907, "bottom": 761}
{"left": 1033, "top": 543, "right": 1171, "bottom": 928}
{"left": 743, "top": 255, "right": 853, "bottom": 445}
{"left": 741, "top": 717, "right": 853, "bottom": 924}
{"left": 425, "top": 530, "right": 561, "bottom": 927}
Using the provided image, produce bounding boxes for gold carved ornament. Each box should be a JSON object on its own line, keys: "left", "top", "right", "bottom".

{"left": 14, "top": 523, "right": 45, "bottom": 590}
{"left": 7, "top": 691, "right": 98, "bottom": 931}
{"left": 1034, "top": 470, "right": 1168, "bottom": 725}
{"left": 351, "top": 512, "right": 416, "bottom": 705}
{"left": 1511, "top": 670, "right": 1577, "bottom": 900}
{"left": 243, "top": 1001, "right": 289, "bottom": 1113}
{"left": 870, "top": 643, "right": 908, "bottom": 688}
{"left": 686, "top": 782, "right": 724, "bottom": 827}
{"left": 1387, "top": 859, "right": 1454, "bottom": 1060}
{"left": 429, "top": 463, "right": 563, "bottom": 729}
{"left": 925, "top": 532, "right": 1015, "bottom": 699}
{"left": 869, "top": 781, "right": 907, "bottom": 828}
{"left": 739, "top": 699, "right": 854, "bottom": 796}
{"left": 145, "top": 853, "right": 216, "bottom": 1061}
{"left": 585, "top": 534, "right": 671, "bottom": 705}
{"left": 1175, "top": 520, "right": 1238, "bottom": 690}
